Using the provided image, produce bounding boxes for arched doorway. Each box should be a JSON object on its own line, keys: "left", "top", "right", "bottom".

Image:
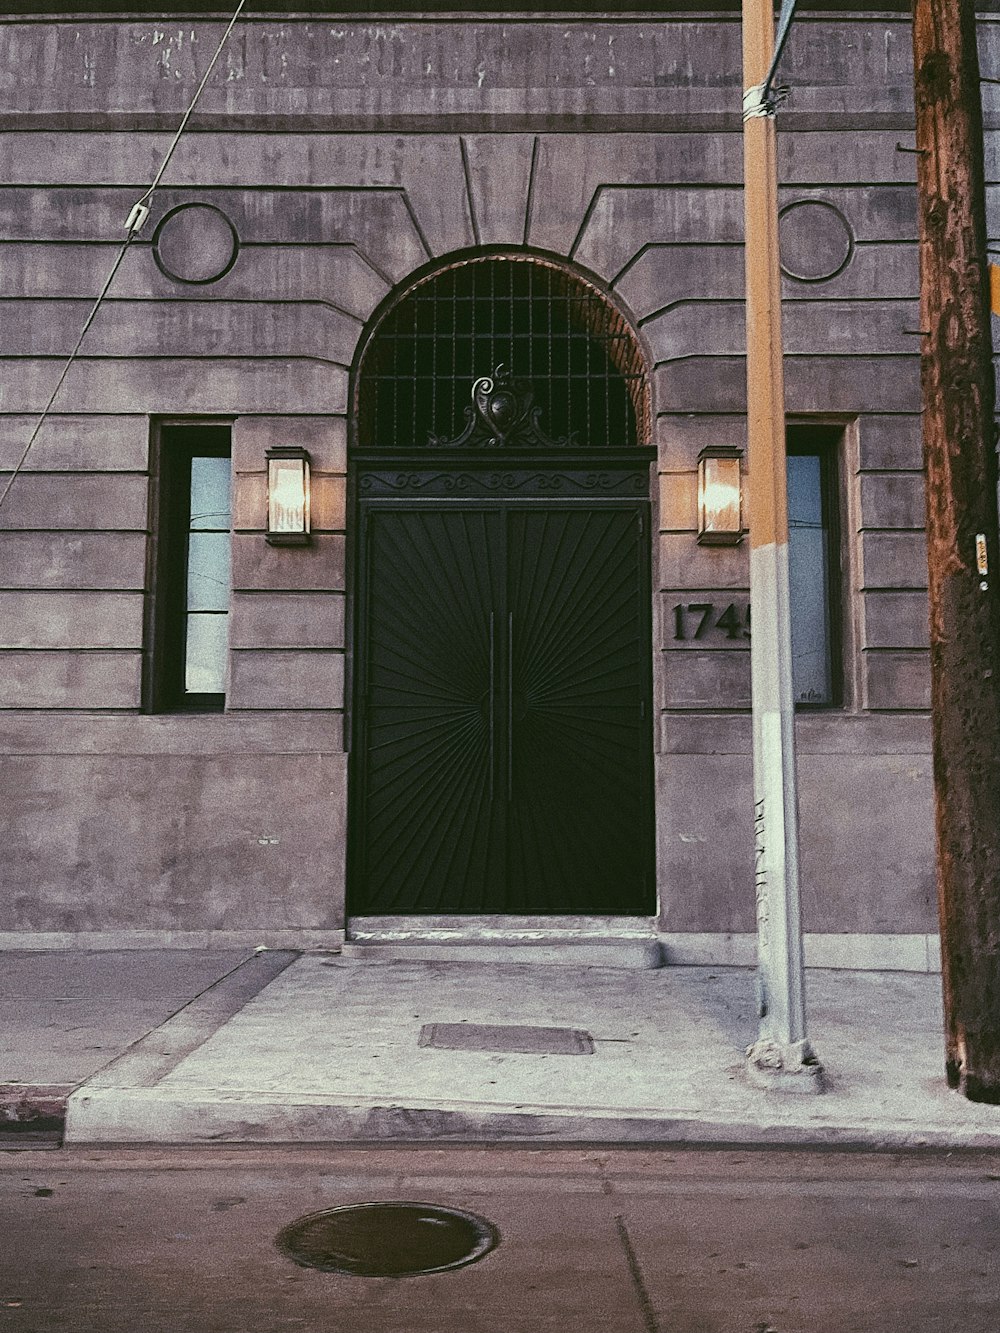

{"left": 348, "top": 254, "right": 655, "bottom": 917}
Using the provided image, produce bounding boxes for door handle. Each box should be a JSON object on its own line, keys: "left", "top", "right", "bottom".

{"left": 489, "top": 611, "right": 495, "bottom": 804}
{"left": 507, "top": 612, "right": 514, "bottom": 803}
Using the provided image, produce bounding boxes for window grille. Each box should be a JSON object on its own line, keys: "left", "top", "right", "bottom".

{"left": 357, "top": 257, "right": 646, "bottom": 450}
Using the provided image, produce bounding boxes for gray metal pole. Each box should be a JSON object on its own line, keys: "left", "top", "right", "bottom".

{"left": 741, "top": 0, "right": 823, "bottom": 1092}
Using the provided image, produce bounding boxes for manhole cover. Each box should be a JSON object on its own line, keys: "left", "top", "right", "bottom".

{"left": 276, "top": 1202, "right": 499, "bottom": 1277}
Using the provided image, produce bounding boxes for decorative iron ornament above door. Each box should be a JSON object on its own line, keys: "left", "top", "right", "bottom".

{"left": 430, "top": 363, "right": 576, "bottom": 449}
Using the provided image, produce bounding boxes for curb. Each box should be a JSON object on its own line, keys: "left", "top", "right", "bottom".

{"left": 1, "top": 1084, "right": 71, "bottom": 1144}
{"left": 63, "top": 1087, "right": 1000, "bottom": 1152}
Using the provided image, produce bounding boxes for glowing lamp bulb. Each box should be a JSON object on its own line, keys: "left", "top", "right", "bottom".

{"left": 697, "top": 447, "right": 743, "bottom": 546}
{"left": 266, "top": 448, "right": 311, "bottom": 545}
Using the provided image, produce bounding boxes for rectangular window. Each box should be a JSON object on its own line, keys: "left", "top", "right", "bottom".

{"left": 787, "top": 425, "right": 842, "bottom": 707}
{"left": 146, "top": 423, "right": 232, "bottom": 712}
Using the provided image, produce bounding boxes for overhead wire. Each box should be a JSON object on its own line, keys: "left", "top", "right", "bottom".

{"left": 0, "top": 0, "right": 249, "bottom": 515}
{"left": 762, "top": 0, "right": 799, "bottom": 103}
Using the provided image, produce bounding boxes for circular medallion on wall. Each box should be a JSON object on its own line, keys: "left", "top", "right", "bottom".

{"left": 152, "top": 203, "right": 239, "bottom": 285}
{"left": 778, "top": 199, "right": 855, "bottom": 283}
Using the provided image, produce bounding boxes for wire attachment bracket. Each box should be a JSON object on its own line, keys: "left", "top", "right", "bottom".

{"left": 742, "top": 83, "right": 790, "bottom": 121}
{"left": 124, "top": 203, "right": 150, "bottom": 235}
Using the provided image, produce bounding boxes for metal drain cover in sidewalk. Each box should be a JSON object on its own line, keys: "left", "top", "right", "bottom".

{"left": 419, "top": 1022, "right": 595, "bottom": 1054}
{"left": 276, "top": 1202, "right": 499, "bottom": 1277}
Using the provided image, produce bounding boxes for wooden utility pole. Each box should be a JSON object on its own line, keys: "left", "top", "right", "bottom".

{"left": 742, "top": 0, "right": 822, "bottom": 1090}
{"left": 912, "top": 0, "right": 1000, "bottom": 1103}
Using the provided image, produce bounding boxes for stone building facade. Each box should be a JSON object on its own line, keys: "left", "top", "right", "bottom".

{"left": 2, "top": 5, "right": 994, "bottom": 965}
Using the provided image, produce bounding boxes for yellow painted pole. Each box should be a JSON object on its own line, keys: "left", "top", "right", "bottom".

{"left": 742, "top": 0, "right": 822, "bottom": 1089}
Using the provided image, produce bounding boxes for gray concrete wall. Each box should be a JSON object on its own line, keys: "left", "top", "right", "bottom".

{"left": 2, "top": 11, "right": 992, "bottom": 943}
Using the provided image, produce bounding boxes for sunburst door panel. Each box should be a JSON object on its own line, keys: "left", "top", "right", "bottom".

{"left": 506, "top": 508, "right": 652, "bottom": 914}
{"left": 358, "top": 508, "right": 506, "bottom": 913}
{"left": 352, "top": 501, "right": 653, "bottom": 915}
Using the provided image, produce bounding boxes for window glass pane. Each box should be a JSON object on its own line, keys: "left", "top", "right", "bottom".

{"left": 186, "top": 532, "right": 231, "bottom": 612}
{"left": 788, "top": 453, "right": 833, "bottom": 705}
{"left": 152, "top": 427, "right": 232, "bottom": 713}
{"left": 185, "top": 613, "right": 228, "bottom": 694}
{"left": 189, "top": 455, "right": 231, "bottom": 531}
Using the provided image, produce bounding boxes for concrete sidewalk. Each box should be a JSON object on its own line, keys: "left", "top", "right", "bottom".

{"left": 4, "top": 947, "right": 996, "bottom": 1150}
{"left": 0, "top": 948, "right": 289, "bottom": 1142}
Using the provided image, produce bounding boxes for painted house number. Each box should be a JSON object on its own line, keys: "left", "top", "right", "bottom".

{"left": 673, "top": 602, "right": 751, "bottom": 641}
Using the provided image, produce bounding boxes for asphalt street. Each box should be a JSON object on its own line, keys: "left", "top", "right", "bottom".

{"left": 1, "top": 1144, "right": 998, "bottom": 1332}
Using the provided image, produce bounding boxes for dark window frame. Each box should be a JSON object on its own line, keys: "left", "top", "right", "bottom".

{"left": 144, "top": 420, "right": 233, "bottom": 714}
{"left": 786, "top": 423, "right": 844, "bottom": 710}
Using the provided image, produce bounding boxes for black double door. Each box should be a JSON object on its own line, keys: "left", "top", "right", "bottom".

{"left": 350, "top": 500, "right": 654, "bottom": 915}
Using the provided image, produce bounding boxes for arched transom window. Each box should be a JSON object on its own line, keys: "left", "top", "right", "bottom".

{"left": 356, "top": 256, "right": 647, "bottom": 450}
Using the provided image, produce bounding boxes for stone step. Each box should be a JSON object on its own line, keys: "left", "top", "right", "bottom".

{"left": 340, "top": 937, "right": 664, "bottom": 970}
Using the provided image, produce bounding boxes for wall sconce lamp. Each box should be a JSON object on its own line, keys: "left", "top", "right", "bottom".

{"left": 697, "top": 445, "right": 743, "bottom": 545}
{"left": 266, "top": 447, "right": 311, "bottom": 546}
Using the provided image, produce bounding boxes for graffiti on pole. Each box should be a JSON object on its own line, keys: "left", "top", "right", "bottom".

{"left": 754, "top": 794, "right": 770, "bottom": 1018}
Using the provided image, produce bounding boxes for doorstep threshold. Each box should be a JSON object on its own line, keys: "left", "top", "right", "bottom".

{"left": 343, "top": 917, "right": 663, "bottom": 969}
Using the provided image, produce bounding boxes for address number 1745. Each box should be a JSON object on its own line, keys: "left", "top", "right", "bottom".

{"left": 673, "top": 602, "right": 751, "bottom": 641}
